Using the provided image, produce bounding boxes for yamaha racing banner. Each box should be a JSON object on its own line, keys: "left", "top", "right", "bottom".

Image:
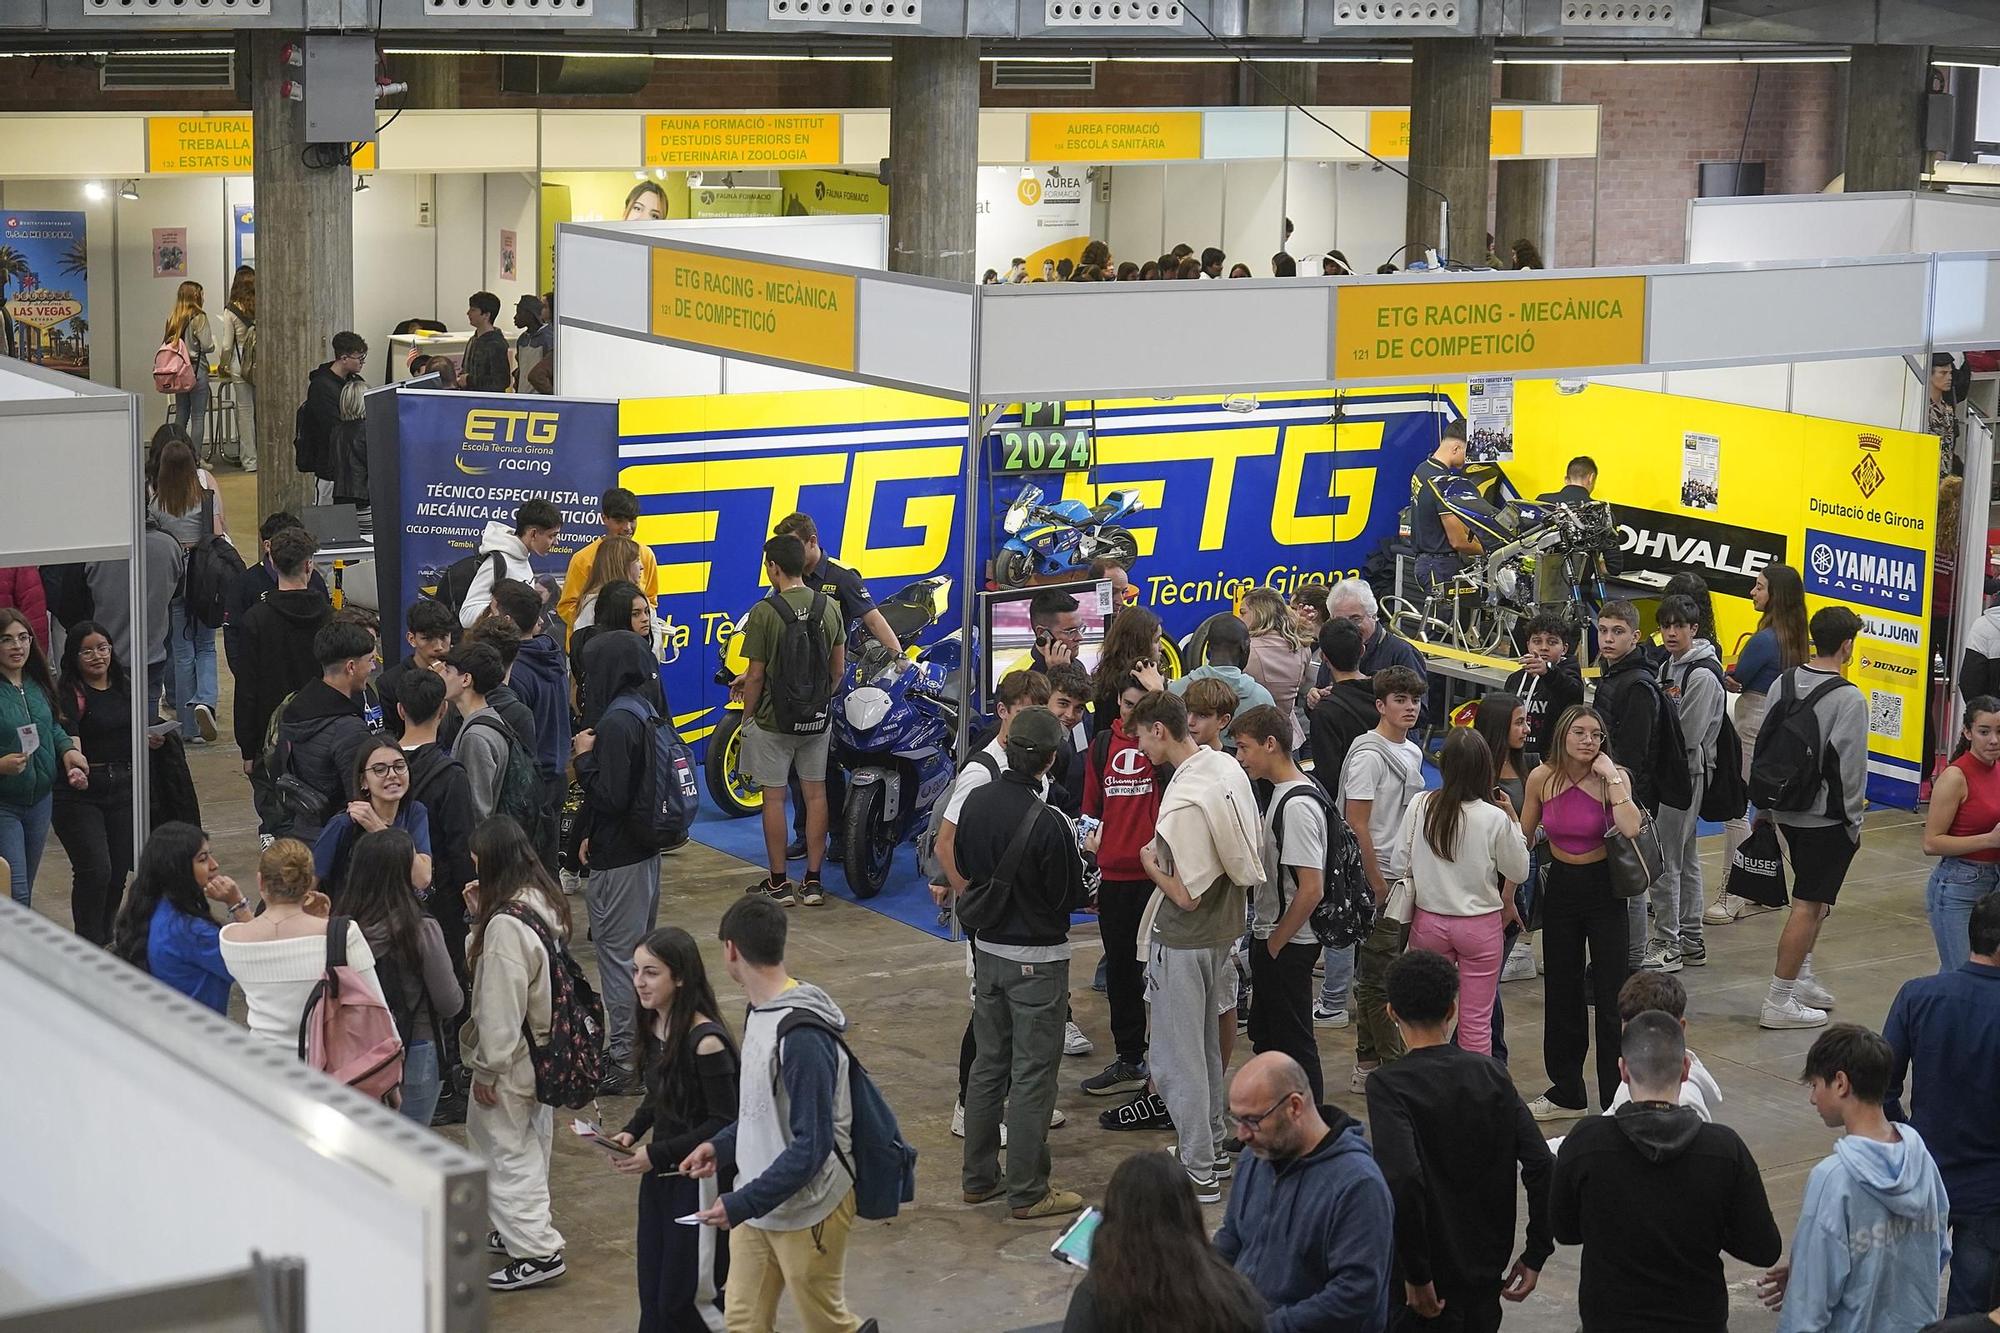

{"left": 1504, "top": 379, "right": 1939, "bottom": 807}
{"left": 616, "top": 386, "right": 1454, "bottom": 753}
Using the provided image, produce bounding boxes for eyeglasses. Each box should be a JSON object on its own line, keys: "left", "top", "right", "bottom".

{"left": 78, "top": 644, "right": 112, "bottom": 656}
{"left": 1230, "top": 1091, "right": 1297, "bottom": 1133}
{"left": 365, "top": 760, "right": 410, "bottom": 778}
{"left": 0, "top": 633, "right": 32, "bottom": 648}
{"left": 1569, "top": 730, "right": 1606, "bottom": 743}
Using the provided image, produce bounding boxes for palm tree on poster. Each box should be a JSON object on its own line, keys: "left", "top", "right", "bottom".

{"left": 0, "top": 245, "right": 34, "bottom": 361}
{"left": 64, "top": 314, "right": 89, "bottom": 369}
{"left": 59, "top": 240, "right": 87, "bottom": 280}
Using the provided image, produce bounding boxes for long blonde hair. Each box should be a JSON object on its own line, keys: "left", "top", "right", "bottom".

{"left": 1240, "top": 586, "right": 1310, "bottom": 651}
{"left": 163, "top": 280, "right": 205, "bottom": 341}
{"left": 585, "top": 535, "right": 643, "bottom": 597}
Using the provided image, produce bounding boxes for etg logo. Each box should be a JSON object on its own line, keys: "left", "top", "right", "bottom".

{"left": 465, "top": 410, "right": 560, "bottom": 446}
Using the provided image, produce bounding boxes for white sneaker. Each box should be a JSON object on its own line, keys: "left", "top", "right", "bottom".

{"left": 1796, "top": 977, "right": 1836, "bottom": 1010}
{"left": 1064, "top": 1021, "right": 1094, "bottom": 1057}
{"left": 1527, "top": 1095, "right": 1587, "bottom": 1122}
{"left": 1312, "top": 1002, "right": 1351, "bottom": 1028}
{"left": 258, "top": 833, "right": 275, "bottom": 851}
{"left": 951, "top": 1101, "right": 965, "bottom": 1138}
{"left": 952, "top": 1101, "right": 1058, "bottom": 1145}
{"left": 1640, "top": 946, "right": 1683, "bottom": 974}
{"left": 1500, "top": 940, "right": 1537, "bottom": 983}
{"left": 559, "top": 869, "right": 581, "bottom": 896}
{"left": 1705, "top": 892, "right": 1778, "bottom": 925}
{"left": 1349, "top": 1064, "right": 1374, "bottom": 1094}
{"left": 1050, "top": 1106, "right": 1067, "bottom": 1129}
{"left": 1760, "top": 997, "right": 1829, "bottom": 1029}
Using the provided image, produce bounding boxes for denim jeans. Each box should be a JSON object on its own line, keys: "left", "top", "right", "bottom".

{"left": 174, "top": 362, "right": 210, "bottom": 456}
{"left": 168, "top": 596, "right": 218, "bottom": 740}
{"left": 400, "top": 1040, "right": 441, "bottom": 1126}
{"left": 1319, "top": 941, "right": 1354, "bottom": 1010}
{"left": 1947, "top": 1210, "right": 2000, "bottom": 1317}
{"left": 1926, "top": 858, "right": 2000, "bottom": 974}
{"left": 0, "top": 791, "right": 54, "bottom": 907}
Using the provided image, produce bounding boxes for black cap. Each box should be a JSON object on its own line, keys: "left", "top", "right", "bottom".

{"left": 1005, "top": 707, "right": 1066, "bottom": 767}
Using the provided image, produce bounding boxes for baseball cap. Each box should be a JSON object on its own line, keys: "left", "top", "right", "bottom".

{"left": 1005, "top": 707, "right": 1066, "bottom": 767}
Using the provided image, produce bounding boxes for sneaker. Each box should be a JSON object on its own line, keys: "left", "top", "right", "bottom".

{"left": 430, "top": 1088, "right": 467, "bottom": 1127}
{"left": 1705, "top": 892, "right": 1778, "bottom": 925}
{"left": 750, "top": 878, "right": 797, "bottom": 907}
{"left": 1163, "top": 1152, "right": 1222, "bottom": 1205}
{"left": 1012, "top": 1188, "right": 1086, "bottom": 1221}
{"left": 258, "top": 833, "right": 275, "bottom": 851}
{"left": 1640, "top": 946, "right": 1683, "bottom": 974}
{"left": 784, "top": 836, "right": 808, "bottom": 861}
{"left": 1312, "top": 1002, "right": 1351, "bottom": 1029}
{"left": 185, "top": 734, "right": 210, "bottom": 747}
{"left": 962, "top": 1184, "right": 1005, "bottom": 1204}
{"left": 597, "top": 1063, "right": 642, "bottom": 1097}
{"left": 1527, "top": 1095, "right": 1587, "bottom": 1122}
{"left": 1064, "top": 1022, "right": 1094, "bottom": 1057}
{"left": 1349, "top": 1064, "right": 1374, "bottom": 1094}
{"left": 1679, "top": 939, "right": 1708, "bottom": 967}
{"left": 192, "top": 702, "right": 218, "bottom": 742}
{"left": 1795, "top": 976, "right": 1836, "bottom": 1010}
{"left": 1761, "top": 996, "right": 1829, "bottom": 1029}
{"left": 559, "top": 869, "right": 582, "bottom": 896}
{"left": 486, "top": 1230, "right": 507, "bottom": 1255}
{"left": 489, "top": 1252, "right": 566, "bottom": 1291}
{"left": 1212, "top": 1149, "right": 1235, "bottom": 1179}
{"left": 1100, "top": 1091, "right": 1172, "bottom": 1132}
{"left": 1082, "top": 1060, "right": 1149, "bottom": 1097}
{"left": 798, "top": 878, "right": 826, "bottom": 907}
{"left": 1500, "top": 940, "right": 1538, "bottom": 982}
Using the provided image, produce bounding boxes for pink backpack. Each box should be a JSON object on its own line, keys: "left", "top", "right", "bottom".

{"left": 297, "top": 916, "right": 405, "bottom": 1104}
{"left": 152, "top": 337, "right": 195, "bottom": 394}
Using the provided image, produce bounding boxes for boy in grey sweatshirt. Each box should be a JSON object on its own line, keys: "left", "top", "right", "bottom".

{"left": 1648, "top": 595, "right": 1726, "bottom": 972}
{"left": 1762, "top": 607, "right": 1869, "bottom": 1032}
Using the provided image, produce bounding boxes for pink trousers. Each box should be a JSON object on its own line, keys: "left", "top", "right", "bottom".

{"left": 1408, "top": 908, "right": 1506, "bottom": 1055}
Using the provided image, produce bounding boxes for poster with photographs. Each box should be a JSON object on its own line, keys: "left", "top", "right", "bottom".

{"left": 1681, "top": 431, "right": 1720, "bottom": 510}
{"left": 1467, "top": 374, "right": 1514, "bottom": 462}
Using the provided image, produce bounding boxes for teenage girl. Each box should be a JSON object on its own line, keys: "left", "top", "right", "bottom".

{"left": 1921, "top": 696, "right": 2000, "bottom": 972}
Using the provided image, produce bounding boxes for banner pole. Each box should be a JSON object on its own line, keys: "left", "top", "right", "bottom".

{"left": 959, "top": 286, "right": 984, "bottom": 766}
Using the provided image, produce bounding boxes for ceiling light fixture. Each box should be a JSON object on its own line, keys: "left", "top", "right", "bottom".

{"left": 118, "top": 179, "right": 140, "bottom": 200}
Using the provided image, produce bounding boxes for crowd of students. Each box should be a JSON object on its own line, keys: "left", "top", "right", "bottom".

{"left": 977, "top": 230, "right": 1549, "bottom": 286}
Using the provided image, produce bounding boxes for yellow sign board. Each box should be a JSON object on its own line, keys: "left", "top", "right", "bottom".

{"left": 1366, "top": 108, "right": 1525, "bottom": 158}
{"left": 144, "top": 115, "right": 376, "bottom": 173}
{"left": 641, "top": 113, "right": 843, "bottom": 170}
{"left": 1335, "top": 275, "right": 1647, "bottom": 379}
{"left": 649, "top": 247, "right": 857, "bottom": 373}
{"left": 1026, "top": 112, "right": 1202, "bottom": 163}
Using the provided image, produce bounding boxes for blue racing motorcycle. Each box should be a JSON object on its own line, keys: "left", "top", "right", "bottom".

{"left": 834, "top": 576, "right": 966, "bottom": 898}
{"left": 994, "top": 483, "right": 1143, "bottom": 587}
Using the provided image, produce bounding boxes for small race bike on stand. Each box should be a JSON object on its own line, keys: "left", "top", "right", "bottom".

{"left": 994, "top": 483, "right": 1143, "bottom": 588}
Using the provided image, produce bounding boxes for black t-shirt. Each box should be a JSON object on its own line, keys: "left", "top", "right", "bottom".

{"left": 65, "top": 680, "right": 132, "bottom": 769}
{"left": 804, "top": 556, "right": 875, "bottom": 629}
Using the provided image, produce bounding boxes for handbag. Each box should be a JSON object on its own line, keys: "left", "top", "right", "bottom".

{"left": 1606, "top": 805, "right": 1666, "bottom": 899}
{"left": 1381, "top": 793, "right": 1423, "bottom": 924}
{"left": 1725, "top": 817, "right": 1790, "bottom": 909}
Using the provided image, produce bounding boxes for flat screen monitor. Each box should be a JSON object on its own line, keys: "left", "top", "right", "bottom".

{"left": 980, "top": 578, "right": 1118, "bottom": 699}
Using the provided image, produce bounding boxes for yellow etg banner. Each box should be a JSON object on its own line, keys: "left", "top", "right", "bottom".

{"left": 649, "top": 246, "right": 858, "bottom": 372}
{"left": 1507, "top": 380, "right": 1940, "bottom": 803}
{"left": 1025, "top": 112, "right": 1203, "bottom": 162}
{"left": 1335, "top": 275, "right": 1646, "bottom": 380}
{"left": 641, "top": 113, "right": 843, "bottom": 170}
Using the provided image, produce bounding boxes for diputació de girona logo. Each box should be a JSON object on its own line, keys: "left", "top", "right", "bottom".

{"left": 1851, "top": 432, "right": 1885, "bottom": 499}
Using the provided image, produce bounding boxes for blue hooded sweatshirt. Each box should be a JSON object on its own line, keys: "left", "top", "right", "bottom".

{"left": 507, "top": 632, "right": 571, "bottom": 782}
{"left": 1778, "top": 1123, "right": 1952, "bottom": 1333}
{"left": 1213, "top": 1106, "right": 1394, "bottom": 1333}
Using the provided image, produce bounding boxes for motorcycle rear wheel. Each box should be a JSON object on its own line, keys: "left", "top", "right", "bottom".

{"left": 704, "top": 712, "right": 763, "bottom": 818}
{"left": 840, "top": 779, "right": 896, "bottom": 899}
{"left": 1095, "top": 526, "right": 1139, "bottom": 567}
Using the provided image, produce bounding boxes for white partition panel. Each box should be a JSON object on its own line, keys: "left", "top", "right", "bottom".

{"left": 977, "top": 280, "right": 1334, "bottom": 400}
{"left": 558, "top": 323, "right": 724, "bottom": 400}
{"left": 1791, "top": 356, "right": 1922, "bottom": 429}
{"left": 1931, "top": 253, "right": 2000, "bottom": 352}
{"left": 857, "top": 276, "right": 972, "bottom": 398}
{"left": 0, "top": 367, "right": 135, "bottom": 561}
{"left": 1687, "top": 194, "right": 1916, "bottom": 264}
{"left": 1647, "top": 259, "right": 1933, "bottom": 368}
{"left": 1910, "top": 196, "right": 2000, "bottom": 255}
{"left": 558, "top": 230, "right": 653, "bottom": 335}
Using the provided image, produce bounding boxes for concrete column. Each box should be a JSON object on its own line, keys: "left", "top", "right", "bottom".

{"left": 1494, "top": 60, "right": 1559, "bottom": 266}
{"left": 888, "top": 37, "right": 979, "bottom": 281}
{"left": 1845, "top": 45, "right": 1930, "bottom": 193}
{"left": 250, "top": 31, "right": 354, "bottom": 515}
{"left": 1405, "top": 37, "right": 1495, "bottom": 267}
{"left": 399, "top": 54, "right": 460, "bottom": 110}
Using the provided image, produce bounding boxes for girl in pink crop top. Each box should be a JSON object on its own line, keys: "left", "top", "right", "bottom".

{"left": 1542, "top": 783, "right": 1613, "bottom": 856}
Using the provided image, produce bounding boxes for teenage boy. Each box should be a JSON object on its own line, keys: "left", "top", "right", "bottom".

{"left": 1045, "top": 661, "right": 1092, "bottom": 817}
{"left": 1606, "top": 970, "right": 1725, "bottom": 1122}
{"left": 1183, "top": 676, "right": 1240, "bottom": 753}
{"left": 1886, "top": 890, "right": 2000, "bottom": 1316}
{"left": 512, "top": 295, "right": 552, "bottom": 394}
{"left": 1503, "top": 611, "right": 1586, "bottom": 772}
{"left": 1170, "top": 616, "right": 1276, "bottom": 722}
{"left": 1231, "top": 705, "right": 1326, "bottom": 1104}
{"left": 955, "top": 707, "right": 1090, "bottom": 1222}
{"left": 1762, "top": 607, "right": 1868, "bottom": 1031}
{"left": 573, "top": 634, "right": 667, "bottom": 1098}
{"left": 1081, "top": 673, "right": 1164, "bottom": 1104}
{"left": 461, "top": 498, "right": 563, "bottom": 628}
{"left": 1308, "top": 619, "right": 1375, "bottom": 1029}
{"left": 683, "top": 897, "right": 879, "bottom": 1333}
{"left": 233, "top": 525, "right": 331, "bottom": 841}
{"left": 1369, "top": 949, "right": 1554, "bottom": 1329}
{"left": 739, "top": 534, "right": 845, "bottom": 907}
{"left": 271, "top": 620, "right": 378, "bottom": 845}
{"left": 223, "top": 511, "right": 328, "bottom": 672}
{"left": 1593, "top": 600, "right": 1663, "bottom": 969}
{"left": 397, "top": 668, "right": 475, "bottom": 976}
{"left": 1551, "top": 1011, "right": 1782, "bottom": 1331}
{"left": 1649, "top": 593, "right": 1725, "bottom": 974}
{"left": 378, "top": 599, "right": 456, "bottom": 740}
{"left": 1759, "top": 1025, "right": 1950, "bottom": 1333}
{"left": 556, "top": 486, "right": 659, "bottom": 638}
{"left": 439, "top": 641, "right": 512, "bottom": 822}
{"left": 304, "top": 332, "right": 367, "bottom": 503}
{"left": 450, "top": 615, "right": 538, "bottom": 757}
{"left": 463, "top": 290, "right": 512, "bottom": 393}
{"left": 1343, "top": 665, "right": 1427, "bottom": 1090}
{"left": 489, "top": 577, "right": 572, "bottom": 868}
{"left": 1131, "top": 689, "right": 1266, "bottom": 1203}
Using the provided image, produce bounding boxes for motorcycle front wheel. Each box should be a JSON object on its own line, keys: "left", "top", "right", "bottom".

{"left": 995, "top": 548, "right": 1033, "bottom": 588}
{"left": 704, "top": 712, "right": 763, "bottom": 818}
{"left": 840, "top": 779, "right": 897, "bottom": 899}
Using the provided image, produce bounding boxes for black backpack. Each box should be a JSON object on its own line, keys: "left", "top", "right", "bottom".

{"left": 438, "top": 550, "right": 506, "bottom": 618}
{"left": 464, "top": 714, "right": 547, "bottom": 834}
{"left": 1271, "top": 780, "right": 1376, "bottom": 948}
{"left": 1628, "top": 672, "right": 1694, "bottom": 813}
{"left": 1673, "top": 658, "right": 1749, "bottom": 823}
{"left": 1749, "top": 673, "right": 1854, "bottom": 818}
{"left": 494, "top": 901, "right": 605, "bottom": 1110}
{"left": 773, "top": 1011, "right": 918, "bottom": 1220}
{"left": 764, "top": 589, "right": 835, "bottom": 736}
{"left": 181, "top": 491, "right": 247, "bottom": 630}
{"left": 604, "top": 695, "right": 698, "bottom": 851}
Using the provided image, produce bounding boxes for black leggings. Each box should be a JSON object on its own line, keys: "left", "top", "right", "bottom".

{"left": 1540, "top": 857, "right": 1631, "bottom": 1111}
{"left": 51, "top": 778, "right": 135, "bottom": 947}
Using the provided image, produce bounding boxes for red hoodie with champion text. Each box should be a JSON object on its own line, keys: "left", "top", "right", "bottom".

{"left": 1082, "top": 717, "right": 1162, "bottom": 881}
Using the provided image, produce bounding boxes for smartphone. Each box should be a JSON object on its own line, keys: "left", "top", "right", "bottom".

{"left": 1050, "top": 1207, "right": 1102, "bottom": 1269}
{"left": 569, "top": 1117, "right": 636, "bottom": 1157}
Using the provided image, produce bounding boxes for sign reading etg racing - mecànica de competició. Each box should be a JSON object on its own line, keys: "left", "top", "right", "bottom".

{"left": 1335, "top": 275, "right": 1647, "bottom": 380}
{"left": 649, "top": 247, "right": 858, "bottom": 373}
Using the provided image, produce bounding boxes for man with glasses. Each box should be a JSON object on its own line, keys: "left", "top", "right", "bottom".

{"left": 1214, "top": 1051, "right": 1394, "bottom": 1331}
{"left": 1326, "top": 577, "right": 1427, "bottom": 687}
{"left": 303, "top": 331, "right": 368, "bottom": 505}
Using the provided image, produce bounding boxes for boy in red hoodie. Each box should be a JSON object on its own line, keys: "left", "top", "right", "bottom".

{"left": 1081, "top": 672, "right": 1164, "bottom": 1102}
